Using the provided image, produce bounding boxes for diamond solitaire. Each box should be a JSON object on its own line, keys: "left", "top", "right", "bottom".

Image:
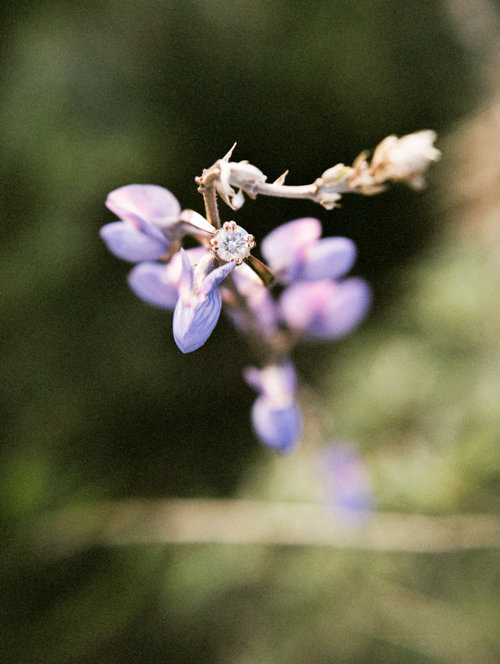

{"left": 210, "top": 221, "right": 255, "bottom": 264}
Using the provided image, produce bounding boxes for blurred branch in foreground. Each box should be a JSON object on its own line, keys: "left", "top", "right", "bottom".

{"left": 31, "top": 498, "right": 500, "bottom": 558}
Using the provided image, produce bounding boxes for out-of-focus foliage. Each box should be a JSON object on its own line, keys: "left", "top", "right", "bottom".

{"left": 324, "top": 235, "right": 500, "bottom": 513}
{"left": 0, "top": 0, "right": 498, "bottom": 663}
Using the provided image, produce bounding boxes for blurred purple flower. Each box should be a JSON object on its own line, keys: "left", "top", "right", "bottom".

{"left": 100, "top": 159, "right": 379, "bottom": 453}
{"left": 101, "top": 185, "right": 215, "bottom": 263}
{"left": 100, "top": 184, "right": 182, "bottom": 262}
{"left": 222, "top": 262, "right": 279, "bottom": 336}
{"left": 127, "top": 247, "right": 207, "bottom": 310}
{"left": 320, "top": 443, "right": 373, "bottom": 526}
{"left": 261, "top": 217, "right": 357, "bottom": 284}
{"left": 280, "top": 278, "right": 371, "bottom": 340}
{"left": 244, "top": 363, "right": 302, "bottom": 452}
{"left": 127, "top": 247, "right": 236, "bottom": 353}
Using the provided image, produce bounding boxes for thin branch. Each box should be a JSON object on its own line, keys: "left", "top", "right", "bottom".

{"left": 196, "top": 130, "right": 440, "bottom": 212}
{"left": 240, "top": 179, "right": 347, "bottom": 208}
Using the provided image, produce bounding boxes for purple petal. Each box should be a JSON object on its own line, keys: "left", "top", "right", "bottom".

{"left": 166, "top": 247, "right": 208, "bottom": 281}
{"left": 244, "top": 363, "right": 301, "bottom": 450}
{"left": 127, "top": 248, "right": 208, "bottom": 307}
{"left": 320, "top": 443, "right": 373, "bottom": 525}
{"left": 298, "top": 237, "right": 357, "bottom": 281}
{"left": 173, "top": 288, "right": 222, "bottom": 353}
{"left": 184, "top": 246, "right": 212, "bottom": 264}
{"left": 280, "top": 279, "right": 371, "bottom": 339}
{"left": 261, "top": 218, "right": 322, "bottom": 276}
{"left": 177, "top": 249, "right": 194, "bottom": 298}
{"left": 243, "top": 366, "right": 264, "bottom": 393}
{"left": 100, "top": 221, "right": 168, "bottom": 262}
{"left": 251, "top": 396, "right": 302, "bottom": 452}
{"left": 223, "top": 287, "right": 278, "bottom": 335}
{"left": 234, "top": 285, "right": 278, "bottom": 333}
{"left": 106, "top": 184, "right": 181, "bottom": 233}
{"left": 244, "top": 363, "right": 297, "bottom": 402}
{"left": 228, "top": 265, "right": 278, "bottom": 333}
{"left": 127, "top": 262, "right": 179, "bottom": 309}
{"left": 199, "top": 260, "right": 236, "bottom": 297}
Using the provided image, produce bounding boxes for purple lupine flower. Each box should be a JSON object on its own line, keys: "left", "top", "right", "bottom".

{"left": 101, "top": 185, "right": 215, "bottom": 262}
{"left": 244, "top": 363, "right": 302, "bottom": 452}
{"left": 320, "top": 443, "right": 373, "bottom": 526}
{"left": 127, "top": 247, "right": 207, "bottom": 310}
{"left": 221, "top": 262, "right": 279, "bottom": 336}
{"left": 173, "top": 249, "right": 236, "bottom": 353}
{"left": 100, "top": 184, "right": 182, "bottom": 262}
{"left": 100, "top": 184, "right": 241, "bottom": 352}
{"left": 126, "top": 247, "right": 237, "bottom": 352}
{"left": 279, "top": 278, "right": 371, "bottom": 340}
{"left": 261, "top": 217, "right": 357, "bottom": 284}
{"left": 101, "top": 187, "right": 371, "bottom": 451}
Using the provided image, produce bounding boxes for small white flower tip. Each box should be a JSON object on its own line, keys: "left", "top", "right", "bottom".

{"left": 371, "top": 129, "right": 441, "bottom": 182}
{"left": 321, "top": 164, "right": 349, "bottom": 183}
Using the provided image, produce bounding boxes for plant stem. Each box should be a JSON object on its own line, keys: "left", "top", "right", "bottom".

{"left": 32, "top": 498, "right": 500, "bottom": 557}
{"left": 196, "top": 173, "right": 222, "bottom": 229}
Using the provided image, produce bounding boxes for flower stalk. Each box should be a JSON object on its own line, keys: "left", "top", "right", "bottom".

{"left": 197, "top": 130, "right": 440, "bottom": 211}
{"left": 100, "top": 130, "right": 439, "bottom": 452}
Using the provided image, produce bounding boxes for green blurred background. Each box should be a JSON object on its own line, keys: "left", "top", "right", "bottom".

{"left": 1, "top": 1, "right": 499, "bottom": 662}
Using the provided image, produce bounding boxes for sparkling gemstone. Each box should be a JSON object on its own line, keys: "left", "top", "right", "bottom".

{"left": 212, "top": 222, "right": 254, "bottom": 263}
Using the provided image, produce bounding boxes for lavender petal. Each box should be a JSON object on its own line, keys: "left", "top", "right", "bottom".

{"left": 251, "top": 396, "right": 302, "bottom": 452}
{"left": 229, "top": 265, "right": 279, "bottom": 333}
{"left": 105, "top": 184, "right": 181, "bottom": 233}
{"left": 261, "top": 217, "right": 322, "bottom": 277}
{"left": 280, "top": 278, "right": 371, "bottom": 339}
{"left": 243, "top": 362, "right": 297, "bottom": 401}
{"left": 299, "top": 237, "right": 357, "bottom": 281}
{"left": 177, "top": 249, "right": 194, "bottom": 298}
{"left": 199, "top": 260, "right": 236, "bottom": 297}
{"left": 100, "top": 221, "right": 168, "bottom": 262}
{"left": 173, "top": 288, "right": 222, "bottom": 353}
{"left": 321, "top": 443, "right": 373, "bottom": 525}
{"left": 128, "top": 262, "right": 179, "bottom": 310}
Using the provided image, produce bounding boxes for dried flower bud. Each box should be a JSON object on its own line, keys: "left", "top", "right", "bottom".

{"left": 370, "top": 130, "right": 441, "bottom": 188}
{"left": 321, "top": 163, "right": 350, "bottom": 184}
